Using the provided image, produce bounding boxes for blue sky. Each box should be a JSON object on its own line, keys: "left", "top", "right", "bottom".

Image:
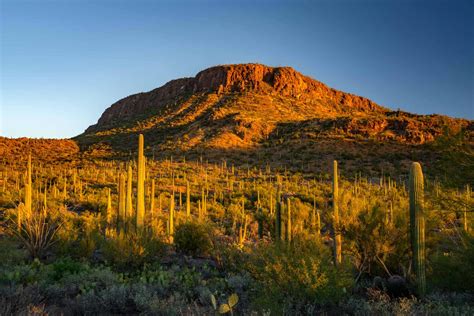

{"left": 1, "top": 0, "right": 472, "bottom": 138}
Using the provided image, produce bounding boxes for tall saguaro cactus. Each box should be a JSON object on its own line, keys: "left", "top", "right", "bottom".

{"left": 136, "top": 134, "right": 145, "bottom": 229}
{"left": 316, "top": 210, "right": 321, "bottom": 237}
{"left": 409, "top": 162, "right": 426, "bottom": 297}
{"left": 18, "top": 154, "right": 33, "bottom": 231}
{"left": 464, "top": 185, "right": 470, "bottom": 232}
{"left": 286, "top": 197, "right": 292, "bottom": 243}
{"left": 275, "top": 185, "right": 282, "bottom": 241}
{"left": 169, "top": 191, "right": 175, "bottom": 242}
{"left": 150, "top": 178, "right": 155, "bottom": 221}
{"left": 118, "top": 172, "right": 126, "bottom": 226}
{"left": 25, "top": 154, "right": 32, "bottom": 216}
{"left": 126, "top": 164, "right": 133, "bottom": 220}
{"left": 333, "top": 160, "right": 342, "bottom": 265}
{"left": 186, "top": 180, "right": 191, "bottom": 219}
{"left": 106, "top": 188, "right": 113, "bottom": 225}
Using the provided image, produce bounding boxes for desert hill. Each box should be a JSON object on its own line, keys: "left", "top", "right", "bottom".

{"left": 71, "top": 63, "right": 472, "bottom": 175}
{"left": 1, "top": 64, "right": 471, "bottom": 176}
{"left": 0, "top": 137, "right": 78, "bottom": 160}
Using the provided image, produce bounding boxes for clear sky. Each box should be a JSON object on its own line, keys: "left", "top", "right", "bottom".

{"left": 1, "top": 0, "right": 473, "bottom": 138}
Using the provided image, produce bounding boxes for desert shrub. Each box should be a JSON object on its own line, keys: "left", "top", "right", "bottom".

{"left": 47, "top": 257, "right": 89, "bottom": 281}
{"left": 0, "top": 259, "right": 44, "bottom": 286}
{"left": 0, "top": 237, "right": 27, "bottom": 267}
{"left": 5, "top": 207, "right": 66, "bottom": 259}
{"left": 174, "top": 222, "right": 213, "bottom": 257}
{"left": 53, "top": 211, "right": 103, "bottom": 259}
{"left": 345, "top": 204, "right": 409, "bottom": 278}
{"left": 101, "top": 229, "right": 167, "bottom": 269}
{"left": 430, "top": 233, "right": 474, "bottom": 292}
{"left": 246, "top": 237, "right": 353, "bottom": 313}
{"left": 210, "top": 237, "right": 246, "bottom": 272}
{"left": 0, "top": 284, "right": 44, "bottom": 316}
{"left": 342, "top": 293, "right": 474, "bottom": 315}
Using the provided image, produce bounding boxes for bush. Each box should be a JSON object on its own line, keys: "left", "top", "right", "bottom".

{"left": 430, "top": 233, "right": 474, "bottom": 292}
{"left": 246, "top": 237, "right": 353, "bottom": 313}
{"left": 342, "top": 293, "right": 474, "bottom": 315}
{"left": 174, "top": 222, "right": 213, "bottom": 257}
{"left": 48, "top": 257, "right": 89, "bottom": 281}
{"left": 102, "top": 229, "right": 167, "bottom": 269}
{"left": 6, "top": 206, "right": 66, "bottom": 259}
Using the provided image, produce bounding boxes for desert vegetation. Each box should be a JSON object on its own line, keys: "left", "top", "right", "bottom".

{"left": 0, "top": 133, "right": 473, "bottom": 315}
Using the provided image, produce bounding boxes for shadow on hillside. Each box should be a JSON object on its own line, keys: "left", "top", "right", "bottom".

{"left": 75, "top": 118, "right": 438, "bottom": 178}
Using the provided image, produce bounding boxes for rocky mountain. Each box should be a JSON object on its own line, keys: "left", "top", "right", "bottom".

{"left": 75, "top": 63, "right": 472, "bottom": 174}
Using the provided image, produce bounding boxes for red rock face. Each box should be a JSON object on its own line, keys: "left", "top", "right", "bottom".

{"left": 88, "top": 63, "right": 385, "bottom": 131}
{"left": 81, "top": 63, "right": 472, "bottom": 149}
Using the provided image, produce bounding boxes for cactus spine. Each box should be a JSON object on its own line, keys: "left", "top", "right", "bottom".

{"left": 333, "top": 160, "right": 342, "bottom": 265}
{"left": 409, "top": 162, "right": 426, "bottom": 297}
{"left": 136, "top": 134, "right": 145, "bottom": 229}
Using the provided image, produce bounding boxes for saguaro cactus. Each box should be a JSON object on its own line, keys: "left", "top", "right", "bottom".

{"left": 106, "top": 188, "right": 113, "bottom": 225}
{"left": 186, "top": 180, "right": 191, "bottom": 219}
{"left": 333, "top": 160, "right": 342, "bottom": 265}
{"left": 63, "top": 181, "right": 67, "bottom": 200}
{"left": 464, "top": 185, "right": 470, "bottom": 232}
{"left": 136, "top": 134, "right": 145, "bottom": 229}
{"left": 118, "top": 173, "right": 126, "bottom": 226}
{"left": 275, "top": 185, "right": 282, "bottom": 241}
{"left": 316, "top": 210, "right": 321, "bottom": 237}
{"left": 126, "top": 164, "right": 133, "bottom": 220}
{"left": 169, "top": 191, "right": 175, "bottom": 242}
{"left": 25, "top": 154, "right": 32, "bottom": 216}
{"left": 286, "top": 197, "right": 292, "bottom": 243}
{"left": 150, "top": 178, "right": 155, "bottom": 221}
{"left": 409, "top": 162, "right": 426, "bottom": 297}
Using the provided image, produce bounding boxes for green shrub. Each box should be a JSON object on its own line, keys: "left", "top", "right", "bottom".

{"left": 48, "top": 257, "right": 89, "bottom": 281}
{"left": 430, "top": 233, "right": 474, "bottom": 292}
{"left": 246, "top": 237, "right": 353, "bottom": 313}
{"left": 174, "top": 222, "right": 213, "bottom": 257}
{"left": 101, "top": 229, "right": 167, "bottom": 269}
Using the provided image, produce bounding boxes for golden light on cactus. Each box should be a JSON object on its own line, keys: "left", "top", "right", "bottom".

{"left": 169, "top": 191, "right": 175, "bottom": 243}
{"left": 333, "top": 160, "right": 342, "bottom": 266}
{"left": 106, "top": 188, "right": 113, "bottom": 225}
{"left": 186, "top": 180, "right": 191, "bottom": 219}
{"left": 409, "top": 162, "right": 426, "bottom": 297}
{"left": 126, "top": 164, "right": 133, "bottom": 220}
{"left": 136, "top": 134, "right": 145, "bottom": 229}
{"left": 118, "top": 172, "right": 126, "bottom": 226}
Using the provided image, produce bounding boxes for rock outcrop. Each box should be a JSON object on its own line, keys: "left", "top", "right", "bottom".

{"left": 79, "top": 63, "right": 472, "bottom": 155}
{"left": 87, "top": 64, "right": 385, "bottom": 132}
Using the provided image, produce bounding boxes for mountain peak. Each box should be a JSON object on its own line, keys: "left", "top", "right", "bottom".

{"left": 88, "top": 63, "right": 384, "bottom": 132}
{"left": 78, "top": 63, "right": 472, "bottom": 157}
{"left": 193, "top": 63, "right": 301, "bottom": 94}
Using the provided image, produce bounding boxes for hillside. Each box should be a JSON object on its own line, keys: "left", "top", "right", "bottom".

{"left": 74, "top": 63, "right": 472, "bottom": 175}
{"left": 0, "top": 137, "right": 79, "bottom": 165}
